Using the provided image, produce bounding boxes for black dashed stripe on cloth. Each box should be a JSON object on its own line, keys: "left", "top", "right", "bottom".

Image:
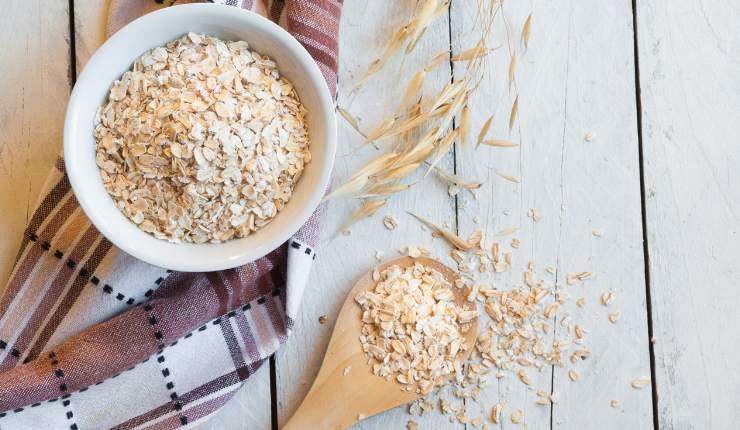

{"left": 16, "top": 233, "right": 152, "bottom": 306}
{"left": 0, "top": 305, "right": 236, "bottom": 418}
{"left": 285, "top": 315, "right": 295, "bottom": 330}
{"left": 0, "top": 339, "right": 21, "bottom": 358}
{"left": 14, "top": 173, "right": 71, "bottom": 263}
{"left": 143, "top": 304, "right": 165, "bottom": 350}
{"left": 49, "top": 352, "right": 78, "bottom": 430}
{"left": 153, "top": 351, "right": 184, "bottom": 418}
{"left": 1, "top": 292, "right": 292, "bottom": 419}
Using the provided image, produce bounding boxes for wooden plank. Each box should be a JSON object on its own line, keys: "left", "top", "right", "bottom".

{"left": 450, "top": 0, "right": 653, "bottom": 428}
{"left": 201, "top": 370, "right": 272, "bottom": 430}
{"left": 636, "top": 1, "right": 740, "bottom": 428}
{"left": 0, "top": 0, "right": 71, "bottom": 290}
{"left": 72, "top": 0, "right": 109, "bottom": 72}
{"left": 275, "top": 2, "right": 461, "bottom": 429}
{"left": 72, "top": 2, "right": 273, "bottom": 428}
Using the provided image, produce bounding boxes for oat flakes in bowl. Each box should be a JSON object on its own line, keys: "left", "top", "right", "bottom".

{"left": 65, "top": 4, "right": 335, "bottom": 272}
{"left": 95, "top": 32, "right": 310, "bottom": 243}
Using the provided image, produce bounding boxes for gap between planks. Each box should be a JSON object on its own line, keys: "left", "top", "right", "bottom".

{"left": 68, "top": 0, "right": 78, "bottom": 87}
{"left": 629, "top": 0, "right": 659, "bottom": 428}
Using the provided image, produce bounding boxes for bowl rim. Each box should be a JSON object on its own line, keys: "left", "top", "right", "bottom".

{"left": 63, "top": 3, "right": 336, "bottom": 272}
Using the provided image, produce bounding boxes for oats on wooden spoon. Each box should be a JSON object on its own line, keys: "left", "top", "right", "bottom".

{"left": 284, "top": 257, "right": 477, "bottom": 429}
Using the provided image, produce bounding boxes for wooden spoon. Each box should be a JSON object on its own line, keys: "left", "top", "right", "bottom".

{"left": 283, "top": 256, "right": 478, "bottom": 430}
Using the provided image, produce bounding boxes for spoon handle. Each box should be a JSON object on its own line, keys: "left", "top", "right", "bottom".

{"left": 282, "top": 353, "right": 372, "bottom": 430}
{"left": 282, "top": 346, "right": 418, "bottom": 429}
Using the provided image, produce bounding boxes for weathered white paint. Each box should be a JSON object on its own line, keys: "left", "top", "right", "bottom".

{"left": 450, "top": 0, "right": 653, "bottom": 428}
{"left": 274, "top": 2, "right": 463, "bottom": 429}
{"left": 637, "top": 1, "right": 740, "bottom": 428}
{"left": 7, "top": 0, "right": 740, "bottom": 429}
{"left": 0, "top": 0, "right": 71, "bottom": 288}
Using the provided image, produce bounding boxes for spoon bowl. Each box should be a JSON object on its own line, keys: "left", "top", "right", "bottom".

{"left": 284, "top": 256, "right": 477, "bottom": 429}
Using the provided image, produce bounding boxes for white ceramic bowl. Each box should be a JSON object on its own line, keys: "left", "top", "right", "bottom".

{"left": 64, "top": 4, "right": 336, "bottom": 272}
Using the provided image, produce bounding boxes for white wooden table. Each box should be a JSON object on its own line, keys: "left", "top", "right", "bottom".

{"left": 1, "top": 1, "right": 738, "bottom": 429}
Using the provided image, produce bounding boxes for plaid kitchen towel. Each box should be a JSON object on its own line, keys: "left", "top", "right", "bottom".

{"left": 0, "top": 0, "right": 340, "bottom": 428}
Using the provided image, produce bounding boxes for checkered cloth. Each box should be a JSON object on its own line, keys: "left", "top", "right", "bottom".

{"left": 0, "top": 0, "right": 340, "bottom": 428}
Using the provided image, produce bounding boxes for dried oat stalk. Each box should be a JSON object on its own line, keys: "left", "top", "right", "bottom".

{"left": 407, "top": 212, "right": 478, "bottom": 251}
{"left": 333, "top": 0, "right": 531, "bottom": 227}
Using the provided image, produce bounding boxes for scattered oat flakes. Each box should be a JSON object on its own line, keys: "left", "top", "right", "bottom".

{"left": 378, "top": 222, "right": 604, "bottom": 424}
{"left": 584, "top": 131, "right": 595, "bottom": 142}
{"left": 567, "top": 271, "right": 592, "bottom": 285}
{"left": 383, "top": 215, "right": 399, "bottom": 230}
{"left": 490, "top": 403, "right": 503, "bottom": 424}
{"left": 535, "top": 396, "right": 550, "bottom": 406}
{"left": 518, "top": 369, "right": 533, "bottom": 386}
{"left": 406, "top": 420, "right": 419, "bottom": 430}
{"left": 568, "top": 369, "right": 580, "bottom": 381}
{"left": 651, "top": 336, "right": 657, "bottom": 344}
{"left": 510, "top": 409, "right": 523, "bottom": 424}
{"left": 610, "top": 399, "right": 620, "bottom": 408}
{"left": 343, "top": 366, "right": 351, "bottom": 376}
{"left": 527, "top": 208, "right": 541, "bottom": 222}
{"left": 601, "top": 291, "right": 615, "bottom": 306}
{"left": 576, "top": 297, "right": 586, "bottom": 307}
{"left": 591, "top": 229, "right": 603, "bottom": 237}
{"left": 570, "top": 349, "right": 591, "bottom": 363}
{"left": 543, "top": 301, "right": 560, "bottom": 319}
{"left": 318, "top": 314, "right": 327, "bottom": 325}
{"left": 357, "top": 413, "right": 366, "bottom": 421}
{"left": 574, "top": 324, "right": 586, "bottom": 340}
{"left": 608, "top": 312, "right": 620, "bottom": 324}
{"left": 631, "top": 377, "right": 651, "bottom": 389}
{"left": 95, "top": 33, "right": 309, "bottom": 243}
